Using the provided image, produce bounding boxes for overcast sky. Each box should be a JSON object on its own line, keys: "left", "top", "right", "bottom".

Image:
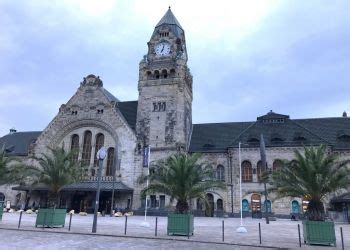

{"left": 1, "top": 0, "right": 350, "bottom": 136}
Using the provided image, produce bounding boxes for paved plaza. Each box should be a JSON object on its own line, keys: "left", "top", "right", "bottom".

{"left": 0, "top": 213, "right": 349, "bottom": 249}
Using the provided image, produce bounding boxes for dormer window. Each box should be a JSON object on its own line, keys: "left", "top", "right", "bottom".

{"left": 97, "top": 109, "right": 104, "bottom": 114}
{"left": 337, "top": 130, "right": 350, "bottom": 141}
{"left": 247, "top": 137, "right": 259, "bottom": 144}
{"left": 271, "top": 133, "right": 284, "bottom": 143}
{"left": 293, "top": 132, "right": 307, "bottom": 142}
{"left": 71, "top": 110, "right": 78, "bottom": 115}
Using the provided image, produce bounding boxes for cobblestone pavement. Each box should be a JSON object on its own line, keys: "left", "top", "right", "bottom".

{"left": 0, "top": 213, "right": 349, "bottom": 249}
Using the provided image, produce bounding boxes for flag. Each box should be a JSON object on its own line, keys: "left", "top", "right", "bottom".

{"left": 143, "top": 145, "right": 150, "bottom": 168}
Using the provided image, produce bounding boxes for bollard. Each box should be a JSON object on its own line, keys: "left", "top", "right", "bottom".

{"left": 68, "top": 213, "right": 72, "bottom": 231}
{"left": 298, "top": 224, "right": 301, "bottom": 247}
{"left": 18, "top": 211, "right": 23, "bottom": 229}
{"left": 259, "top": 222, "right": 262, "bottom": 244}
{"left": 124, "top": 216, "right": 128, "bottom": 235}
{"left": 341, "top": 227, "right": 344, "bottom": 250}
{"left": 222, "top": 220, "right": 224, "bottom": 242}
{"left": 155, "top": 217, "right": 158, "bottom": 237}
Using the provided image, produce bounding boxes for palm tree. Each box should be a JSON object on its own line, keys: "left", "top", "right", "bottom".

{"left": 26, "top": 147, "right": 87, "bottom": 207}
{"left": 270, "top": 145, "right": 350, "bottom": 221}
{"left": 141, "top": 153, "right": 225, "bottom": 214}
{"left": 0, "top": 146, "right": 23, "bottom": 185}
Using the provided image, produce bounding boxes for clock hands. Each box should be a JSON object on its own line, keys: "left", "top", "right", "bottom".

{"left": 161, "top": 44, "right": 164, "bottom": 53}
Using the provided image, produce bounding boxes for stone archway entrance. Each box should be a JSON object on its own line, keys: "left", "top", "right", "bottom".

{"left": 205, "top": 193, "right": 214, "bottom": 217}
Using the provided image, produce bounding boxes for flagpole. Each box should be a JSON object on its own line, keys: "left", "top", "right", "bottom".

{"left": 141, "top": 145, "right": 151, "bottom": 227}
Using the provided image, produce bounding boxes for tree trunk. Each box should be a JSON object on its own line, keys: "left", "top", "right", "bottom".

{"left": 307, "top": 200, "right": 325, "bottom": 221}
{"left": 176, "top": 200, "right": 189, "bottom": 214}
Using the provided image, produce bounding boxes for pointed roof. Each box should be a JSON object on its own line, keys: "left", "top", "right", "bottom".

{"left": 156, "top": 7, "right": 183, "bottom": 30}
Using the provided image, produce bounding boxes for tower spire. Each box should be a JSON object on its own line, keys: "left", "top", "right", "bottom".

{"left": 156, "top": 7, "right": 183, "bottom": 30}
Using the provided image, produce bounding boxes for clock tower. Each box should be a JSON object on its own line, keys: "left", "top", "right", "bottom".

{"left": 136, "top": 7, "right": 193, "bottom": 152}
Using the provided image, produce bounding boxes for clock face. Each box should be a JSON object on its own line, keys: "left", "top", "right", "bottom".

{"left": 155, "top": 42, "right": 171, "bottom": 56}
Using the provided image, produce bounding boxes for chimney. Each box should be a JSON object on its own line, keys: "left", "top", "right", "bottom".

{"left": 342, "top": 111, "right": 347, "bottom": 118}
{"left": 9, "top": 128, "right": 17, "bottom": 134}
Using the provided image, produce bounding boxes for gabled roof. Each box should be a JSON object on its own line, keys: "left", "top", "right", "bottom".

{"left": 257, "top": 110, "right": 290, "bottom": 121}
{"left": 102, "top": 88, "right": 119, "bottom": 102}
{"left": 189, "top": 113, "right": 350, "bottom": 152}
{"left": 117, "top": 101, "right": 138, "bottom": 131}
{"left": 295, "top": 117, "right": 350, "bottom": 150}
{"left": 0, "top": 131, "right": 41, "bottom": 156}
{"left": 153, "top": 7, "right": 184, "bottom": 38}
{"left": 156, "top": 7, "right": 183, "bottom": 30}
{"left": 189, "top": 122, "right": 253, "bottom": 152}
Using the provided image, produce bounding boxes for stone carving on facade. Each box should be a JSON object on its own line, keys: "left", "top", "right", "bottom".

{"left": 165, "top": 111, "right": 176, "bottom": 144}
{"left": 80, "top": 74, "right": 103, "bottom": 87}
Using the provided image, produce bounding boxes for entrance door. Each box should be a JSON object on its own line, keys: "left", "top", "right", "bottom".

{"left": 205, "top": 193, "right": 214, "bottom": 217}
{"left": 251, "top": 194, "right": 262, "bottom": 218}
{"left": 291, "top": 200, "right": 300, "bottom": 214}
{"left": 99, "top": 192, "right": 112, "bottom": 214}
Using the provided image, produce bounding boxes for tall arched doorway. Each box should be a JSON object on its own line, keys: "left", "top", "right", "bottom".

{"left": 251, "top": 193, "right": 262, "bottom": 218}
{"left": 205, "top": 193, "right": 214, "bottom": 217}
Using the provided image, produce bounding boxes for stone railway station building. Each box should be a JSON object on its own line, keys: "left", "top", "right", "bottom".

{"left": 1, "top": 9, "right": 350, "bottom": 217}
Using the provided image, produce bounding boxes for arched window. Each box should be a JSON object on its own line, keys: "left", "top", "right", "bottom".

{"left": 106, "top": 147, "right": 115, "bottom": 176}
{"left": 169, "top": 69, "right": 175, "bottom": 77}
{"left": 146, "top": 71, "right": 152, "bottom": 80}
{"left": 81, "top": 131, "right": 92, "bottom": 165}
{"left": 273, "top": 159, "right": 283, "bottom": 172}
{"left": 94, "top": 133, "right": 105, "bottom": 166}
{"left": 216, "top": 165, "right": 225, "bottom": 181}
{"left": 242, "top": 161, "right": 252, "bottom": 182}
{"left": 154, "top": 70, "right": 160, "bottom": 79}
{"left": 70, "top": 134, "right": 79, "bottom": 162}
{"left": 217, "top": 199, "right": 223, "bottom": 211}
{"left": 162, "top": 69, "right": 167, "bottom": 78}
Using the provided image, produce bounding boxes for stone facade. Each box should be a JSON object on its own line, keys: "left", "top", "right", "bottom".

{"left": 1, "top": 8, "right": 350, "bottom": 217}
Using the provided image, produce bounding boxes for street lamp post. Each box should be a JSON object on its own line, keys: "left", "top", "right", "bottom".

{"left": 237, "top": 142, "right": 247, "bottom": 233}
{"left": 260, "top": 134, "right": 270, "bottom": 224}
{"left": 92, "top": 147, "right": 107, "bottom": 233}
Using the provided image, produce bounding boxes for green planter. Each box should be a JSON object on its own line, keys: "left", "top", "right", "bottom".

{"left": 302, "top": 220, "right": 336, "bottom": 246}
{"left": 0, "top": 201, "right": 4, "bottom": 221}
{"left": 167, "top": 213, "right": 194, "bottom": 236}
{"left": 35, "top": 208, "right": 66, "bottom": 228}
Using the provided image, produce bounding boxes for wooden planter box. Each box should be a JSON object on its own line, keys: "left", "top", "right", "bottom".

{"left": 35, "top": 208, "right": 66, "bottom": 228}
{"left": 302, "top": 220, "right": 336, "bottom": 246}
{"left": 167, "top": 213, "right": 194, "bottom": 236}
